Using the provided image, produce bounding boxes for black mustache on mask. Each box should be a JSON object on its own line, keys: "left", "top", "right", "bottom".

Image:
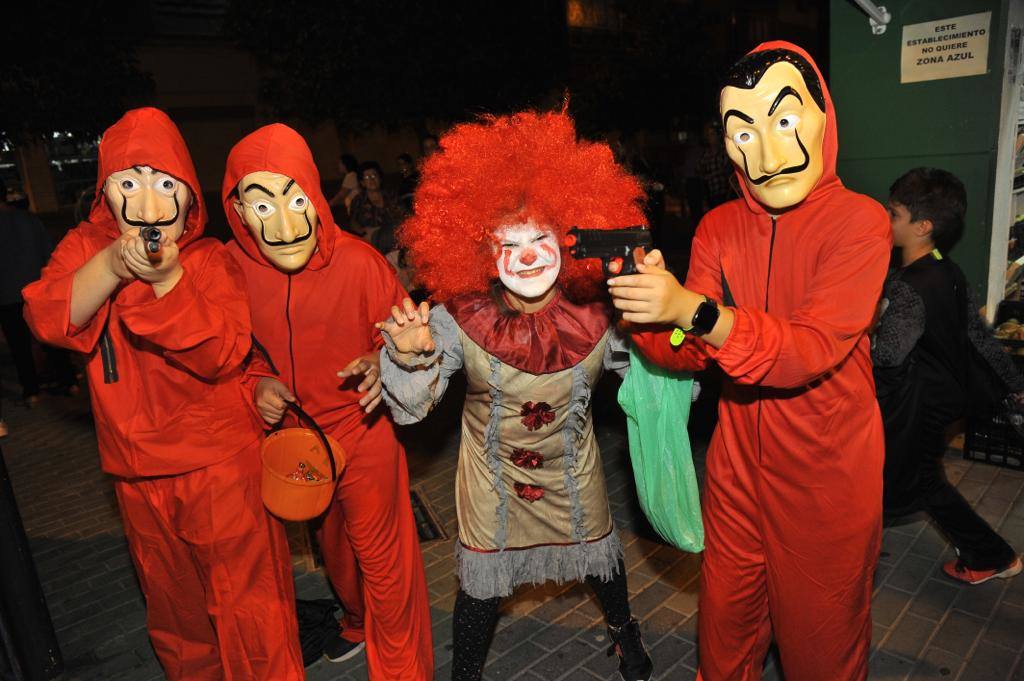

{"left": 259, "top": 212, "right": 314, "bottom": 247}
{"left": 738, "top": 130, "right": 811, "bottom": 185}
{"left": 120, "top": 193, "right": 181, "bottom": 228}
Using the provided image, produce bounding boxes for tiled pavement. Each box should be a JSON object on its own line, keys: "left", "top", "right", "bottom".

{"left": 2, "top": 368, "right": 1024, "bottom": 680}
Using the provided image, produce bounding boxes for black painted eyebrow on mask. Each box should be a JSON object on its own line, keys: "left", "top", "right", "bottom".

{"left": 244, "top": 183, "right": 275, "bottom": 197}
{"left": 282, "top": 178, "right": 296, "bottom": 194}
{"left": 723, "top": 109, "right": 755, "bottom": 127}
{"left": 768, "top": 86, "right": 802, "bottom": 116}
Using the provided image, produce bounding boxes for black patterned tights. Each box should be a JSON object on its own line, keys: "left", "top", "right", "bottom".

{"left": 450, "top": 561, "right": 631, "bottom": 681}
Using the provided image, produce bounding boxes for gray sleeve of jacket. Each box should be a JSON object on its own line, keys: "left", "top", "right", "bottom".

{"left": 872, "top": 279, "right": 926, "bottom": 368}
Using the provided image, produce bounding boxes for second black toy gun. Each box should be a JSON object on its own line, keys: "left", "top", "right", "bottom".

{"left": 564, "top": 226, "right": 653, "bottom": 276}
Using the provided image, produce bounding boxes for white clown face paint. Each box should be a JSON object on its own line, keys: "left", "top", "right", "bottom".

{"left": 494, "top": 222, "right": 561, "bottom": 299}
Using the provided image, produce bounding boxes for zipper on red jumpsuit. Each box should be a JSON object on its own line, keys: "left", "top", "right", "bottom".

{"left": 286, "top": 274, "right": 299, "bottom": 401}
{"left": 756, "top": 215, "right": 778, "bottom": 464}
{"left": 99, "top": 329, "right": 119, "bottom": 384}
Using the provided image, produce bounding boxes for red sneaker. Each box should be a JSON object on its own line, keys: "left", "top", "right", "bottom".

{"left": 942, "top": 555, "right": 1023, "bottom": 585}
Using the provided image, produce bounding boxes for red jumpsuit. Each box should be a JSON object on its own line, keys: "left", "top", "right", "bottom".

{"left": 222, "top": 124, "right": 433, "bottom": 681}
{"left": 633, "top": 43, "right": 892, "bottom": 680}
{"left": 22, "top": 108, "right": 303, "bottom": 680}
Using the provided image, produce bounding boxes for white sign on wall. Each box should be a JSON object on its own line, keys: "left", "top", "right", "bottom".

{"left": 900, "top": 11, "right": 992, "bottom": 84}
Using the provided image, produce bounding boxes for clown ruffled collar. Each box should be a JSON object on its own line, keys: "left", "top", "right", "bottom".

{"left": 446, "top": 289, "right": 611, "bottom": 375}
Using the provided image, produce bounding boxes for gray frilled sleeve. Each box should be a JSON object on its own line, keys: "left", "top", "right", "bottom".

{"left": 603, "top": 328, "right": 631, "bottom": 379}
{"left": 379, "top": 304, "right": 464, "bottom": 424}
{"left": 872, "top": 279, "right": 925, "bottom": 368}
{"left": 966, "top": 289, "right": 1024, "bottom": 393}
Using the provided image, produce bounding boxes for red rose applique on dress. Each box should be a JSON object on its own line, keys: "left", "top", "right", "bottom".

{"left": 511, "top": 448, "right": 544, "bottom": 469}
{"left": 520, "top": 401, "right": 555, "bottom": 431}
{"left": 514, "top": 482, "right": 545, "bottom": 502}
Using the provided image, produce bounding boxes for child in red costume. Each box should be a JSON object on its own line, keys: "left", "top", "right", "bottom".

{"left": 22, "top": 108, "right": 304, "bottom": 680}
{"left": 221, "top": 124, "right": 432, "bottom": 680}
{"left": 610, "top": 43, "right": 892, "bottom": 680}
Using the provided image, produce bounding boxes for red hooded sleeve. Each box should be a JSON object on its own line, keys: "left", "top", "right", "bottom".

{"left": 709, "top": 201, "right": 891, "bottom": 388}
{"left": 239, "top": 337, "right": 279, "bottom": 424}
{"left": 22, "top": 227, "right": 111, "bottom": 353}
{"left": 115, "top": 240, "right": 253, "bottom": 380}
{"left": 629, "top": 328, "right": 710, "bottom": 372}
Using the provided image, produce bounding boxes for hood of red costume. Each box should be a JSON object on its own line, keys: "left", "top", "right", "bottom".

{"left": 222, "top": 123, "right": 339, "bottom": 270}
{"left": 87, "top": 107, "right": 206, "bottom": 246}
{"left": 728, "top": 41, "right": 841, "bottom": 215}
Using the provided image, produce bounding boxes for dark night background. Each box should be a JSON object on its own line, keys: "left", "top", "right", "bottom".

{"left": 2, "top": 1, "right": 826, "bottom": 140}
{"left": 0, "top": 0, "right": 826, "bottom": 235}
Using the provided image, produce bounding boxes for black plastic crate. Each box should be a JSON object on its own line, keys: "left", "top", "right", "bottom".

{"left": 964, "top": 411, "right": 1024, "bottom": 470}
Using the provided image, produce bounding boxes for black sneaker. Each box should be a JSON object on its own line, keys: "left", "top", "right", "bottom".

{"left": 323, "top": 629, "right": 366, "bottom": 663}
{"left": 297, "top": 599, "right": 339, "bottom": 666}
{"left": 606, "top": 618, "right": 654, "bottom": 681}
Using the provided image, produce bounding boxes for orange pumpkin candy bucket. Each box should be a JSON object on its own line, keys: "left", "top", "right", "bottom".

{"left": 260, "top": 402, "right": 345, "bottom": 521}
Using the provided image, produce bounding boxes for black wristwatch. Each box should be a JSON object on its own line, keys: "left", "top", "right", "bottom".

{"left": 685, "top": 296, "right": 720, "bottom": 336}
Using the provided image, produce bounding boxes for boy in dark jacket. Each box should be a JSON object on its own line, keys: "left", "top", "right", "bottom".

{"left": 873, "top": 167, "right": 1022, "bottom": 585}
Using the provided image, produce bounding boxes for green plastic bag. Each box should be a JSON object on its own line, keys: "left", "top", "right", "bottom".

{"left": 617, "top": 345, "right": 704, "bottom": 552}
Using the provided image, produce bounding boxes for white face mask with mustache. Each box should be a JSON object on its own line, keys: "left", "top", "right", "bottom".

{"left": 494, "top": 222, "right": 561, "bottom": 299}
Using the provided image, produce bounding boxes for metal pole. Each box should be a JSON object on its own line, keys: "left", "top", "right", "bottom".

{"left": 850, "top": 0, "right": 892, "bottom": 35}
{"left": 0, "top": 447, "right": 62, "bottom": 681}
{"left": 851, "top": 0, "right": 890, "bottom": 25}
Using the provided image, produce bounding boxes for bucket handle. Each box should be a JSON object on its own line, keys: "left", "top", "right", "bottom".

{"left": 281, "top": 401, "right": 338, "bottom": 483}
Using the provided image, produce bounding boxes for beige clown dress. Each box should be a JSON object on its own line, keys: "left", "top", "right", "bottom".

{"left": 380, "top": 292, "right": 630, "bottom": 600}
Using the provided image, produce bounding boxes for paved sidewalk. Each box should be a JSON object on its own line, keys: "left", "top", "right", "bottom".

{"left": 2, "top": 369, "right": 1024, "bottom": 680}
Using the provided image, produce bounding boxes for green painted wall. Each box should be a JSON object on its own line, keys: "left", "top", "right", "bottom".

{"left": 830, "top": 0, "right": 1009, "bottom": 296}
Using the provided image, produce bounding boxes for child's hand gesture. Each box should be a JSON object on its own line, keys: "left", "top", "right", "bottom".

{"left": 121, "top": 229, "right": 183, "bottom": 296}
{"left": 608, "top": 248, "right": 700, "bottom": 326}
{"left": 376, "top": 298, "right": 435, "bottom": 355}
{"left": 105, "top": 232, "right": 138, "bottom": 280}
{"left": 255, "top": 377, "right": 295, "bottom": 425}
{"left": 337, "top": 353, "right": 383, "bottom": 413}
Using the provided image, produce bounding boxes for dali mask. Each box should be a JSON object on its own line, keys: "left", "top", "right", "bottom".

{"left": 103, "top": 165, "right": 191, "bottom": 240}
{"left": 494, "top": 222, "right": 561, "bottom": 299}
{"left": 233, "top": 171, "right": 318, "bottom": 272}
{"left": 720, "top": 59, "right": 827, "bottom": 211}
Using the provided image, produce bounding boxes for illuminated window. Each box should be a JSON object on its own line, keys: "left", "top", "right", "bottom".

{"left": 567, "top": 0, "right": 620, "bottom": 31}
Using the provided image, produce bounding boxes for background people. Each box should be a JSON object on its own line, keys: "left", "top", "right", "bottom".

{"left": 348, "top": 161, "right": 402, "bottom": 254}
{"left": 697, "top": 120, "right": 732, "bottom": 212}
{"left": 0, "top": 176, "right": 76, "bottom": 437}
{"left": 329, "top": 153, "right": 361, "bottom": 211}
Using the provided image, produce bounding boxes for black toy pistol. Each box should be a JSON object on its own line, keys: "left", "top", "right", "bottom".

{"left": 564, "top": 226, "right": 653, "bottom": 277}
{"left": 140, "top": 226, "right": 162, "bottom": 261}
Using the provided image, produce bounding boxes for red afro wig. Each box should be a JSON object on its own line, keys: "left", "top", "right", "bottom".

{"left": 400, "top": 109, "right": 646, "bottom": 302}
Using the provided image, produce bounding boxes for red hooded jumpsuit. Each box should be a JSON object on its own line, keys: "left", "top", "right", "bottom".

{"left": 632, "top": 43, "right": 892, "bottom": 680}
{"left": 22, "top": 108, "right": 304, "bottom": 680}
{"left": 222, "top": 124, "right": 433, "bottom": 680}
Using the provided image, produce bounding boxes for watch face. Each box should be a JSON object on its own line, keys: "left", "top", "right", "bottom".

{"left": 692, "top": 299, "right": 720, "bottom": 336}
